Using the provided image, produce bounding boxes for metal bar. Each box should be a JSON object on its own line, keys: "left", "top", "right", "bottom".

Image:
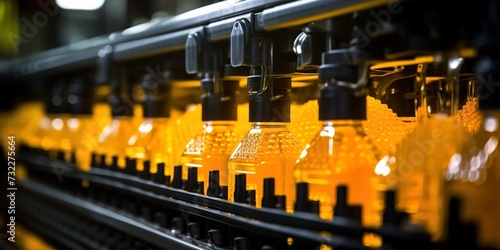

{"left": 113, "top": 28, "right": 202, "bottom": 62}
{"left": 255, "top": 0, "right": 392, "bottom": 32}
{"left": 107, "top": 0, "right": 291, "bottom": 43}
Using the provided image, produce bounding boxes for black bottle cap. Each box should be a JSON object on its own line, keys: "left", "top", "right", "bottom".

{"left": 262, "top": 178, "right": 276, "bottom": 208}
{"left": 125, "top": 158, "right": 137, "bottom": 176}
{"left": 154, "top": 163, "right": 166, "bottom": 185}
{"left": 91, "top": 153, "right": 98, "bottom": 169}
{"left": 57, "top": 151, "right": 65, "bottom": 161}
{"left": 187, "top": 222, "right": 200, "bottom": 239}
{"left": 219, "top": 186, "right": 228, "bottom": 200}
{"left": 234, "top": 236, "right": 249, "bottom": 250}
{"left": 186, "top": 167, "right": 199, "bottom": 193}
{"left": 318, "top": 49, "right": 360, "bottom": 83}
{"left": 275, "top": 195, "right": 286, "bottom": 210}
{"left": 154, "top": 212, "right": 167, "bottom": 227}
{"left": 248, "top": 76, "right": 292, "bottom": 122}
{"left": 140, "top": 160, "right": 151, "bottom": 180}
{"left": 318, "top": 84, "right": 367, "bottom": 120}
{"left": 234, "top": 174, "right": 248, "bottom": 203}
{"left": 247, "top": 190, "right": 256, "bottom": 206}
{"left": 202, "top": 80, "right": 239, "bottom": 121}
{"left": 334, "top": 185, "right": 349, "bottom": 218}
{"left": 140, "top": 206, "right": 151, "bottom": 221}
{"left": 208, "top": 229, "right": 222, "bottom": 246}
{"left": 294, "top": 182, "right": 310, "bottom": 213}
{"left": 197, "top": 181, "right": 205, "bottom": 195}
{"left": 45, "top": 78, "right": 68, "bottom": 115}
{"left": 171, "top": 217, "right": 184, "bottom": 233}
{"left": 171, "top": 165, "right": 183, "bottom": 189}
{"left": 111, "top": 156, "right": 119, "bottom": 172}
{"left": 67, "top": 77, "right": 94, "bottom": 115}
{"left": 99, "top": 155, "right": 106, "bottom": 169}
{"left": 382, "top": 189, "right": 399, "bottom": 225}
{"left": 207, "top": 170, "right": 221, "bottom": 197}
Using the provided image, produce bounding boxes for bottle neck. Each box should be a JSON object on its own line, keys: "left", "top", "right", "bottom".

{"left": 204, "top": 120, "right": 236, "bottom": 126}
{"left": 144, "top": 117, "right": 170, "bottom": 126}
{"left": 251, "top": 122, "right": 290, "bottom": 129}
{"left": 322, "top": 120, "right": 364, "bottom": 127}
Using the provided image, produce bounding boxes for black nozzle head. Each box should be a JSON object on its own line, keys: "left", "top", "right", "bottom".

{"left": 318, "top": 84, "right": 367, "bottom": 120}
{"left": 141, "top": 73, "right": 171, "bottom": 118}
{"left": 67, "top": 77, "right": 94, "bottom": 115}
{"left": 202, "top": 80, "right": 239, "bottom": 121}
{"left": 45, "top": 78, "right": 68, "bottom": 115}
{"left": 248, "top": 77, "right": 292, "bottom": 122}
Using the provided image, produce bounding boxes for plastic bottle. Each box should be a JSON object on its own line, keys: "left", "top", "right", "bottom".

{"left": 126, "top": 73, "right": 173, "bottom": 178}
{"left": 181, "top": 80, "right": 241, "bottom": 189}
{"left": 228, "top": 76, "right": 302, "bottom": 212}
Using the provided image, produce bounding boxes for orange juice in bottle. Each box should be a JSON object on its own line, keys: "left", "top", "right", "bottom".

{"left": 126, "top": 73, "right": 173, "bottom": 178}
{"left": 181, "top": 80, "right": 241, "bottom": 189}
{"left": 228, "top": 76, "right": 302, "bottom": 212}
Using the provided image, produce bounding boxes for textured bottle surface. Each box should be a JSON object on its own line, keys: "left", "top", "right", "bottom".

{"left": 228, "top": 123, "right": 302, "bottom": 212}
{"left": 446, "top": 110, "right": 500, "bottom": 246}
{"left": 289, "top": 101, "right": 323, "bottom": 146}
{"left": 364, "top": 96, "right": 411, "bottom": 155}
{"left": 126, "top": 118, "right": 173, "bottom": 175}
{"left": 289, "top": 97, "right": 410, "bottom": 154}
{"left": 386, "top": 114, "right": 469, "bottom": 239}
{"left": 96, "top": 117, "right": 136, "bottom": 168}
{"left": 295, "top": 121, "right": 384, "bottom": 225}
{"left": 181, "top": 122, "right": 240, "bottom": 186}
{"left": 457, "top": 97, "right": 481, "bottom": 133}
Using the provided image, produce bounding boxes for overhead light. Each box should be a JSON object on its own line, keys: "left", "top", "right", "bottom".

{"left": 56, "top": 0, "right": 105, "bottom": 10}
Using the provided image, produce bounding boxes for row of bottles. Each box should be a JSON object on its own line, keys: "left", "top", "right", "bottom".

{"left": 8, "top": 59, "right": 494, "bottom": 244}
{"left": 4, "top": 54, "right": 499, "bottom": 248}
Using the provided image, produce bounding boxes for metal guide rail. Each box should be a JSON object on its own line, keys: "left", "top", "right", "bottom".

{"left": 1, "top": 0, "right": 393, "bottom": 80}
{"left": 16, "top": 145, "right": 489, "bottom": 250}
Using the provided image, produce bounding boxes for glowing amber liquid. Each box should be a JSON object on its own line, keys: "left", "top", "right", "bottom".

{"left": 181, "top": 122, "right": 240, "bottom": 187}
{"left": 171, "top": 104, "right": 204, "bottom": 174}
{"left": 126, "top": 118, "right": 173, "bottom": 176}
{"left": 446, "top": 110, "right": 500, "bottom": 247}
{"left": 457, "top": 97, "right": 480, "bottom": 133}
{"left": 67, "top": 116, "right": 100, "bottom": 171}
{"left": 96, "top": 117, "right": 136, "bottom": 169}
{"left": 228, "top": 123, "right": 302, "bottom": 212}
{"left": 295, "top": 121, "right": 383, "bottom": 224}
{"left": 289, "top": 100, "right": 323, "bottom": 146}
{"left": 387, "top": 115, "right": 469, "bottom": 239}
{"left": 36, "top": 114, "right": 71, "bottom": 158}
{"left": 0, "top": 101, "right": 44, "bottom": 151}
{"left": 364, "top": 96, "right": 410, "bottom": 155}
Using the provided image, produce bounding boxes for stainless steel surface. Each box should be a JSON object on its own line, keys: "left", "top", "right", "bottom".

{"left": 113, "top": 27, "right": 202, "bottom": 62}
{"left": 1, "top": 0, "right": 399, "bottom": 79}
{"left": 255, "top": 0, "right": 391, "bottom": 32}
{"left": 108, "top": 0, "right": 291, "bottom": 43}
{"left": 206, "top": 14, "right": 252, "bottom": 42}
